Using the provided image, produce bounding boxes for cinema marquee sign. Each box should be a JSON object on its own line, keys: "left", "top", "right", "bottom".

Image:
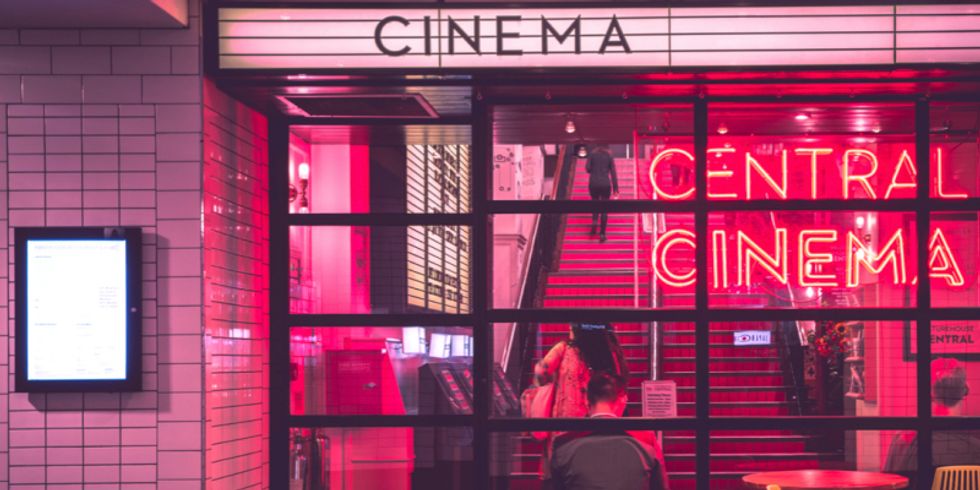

{"left": 217, "top": 5, "right": 980, "bottom": 70}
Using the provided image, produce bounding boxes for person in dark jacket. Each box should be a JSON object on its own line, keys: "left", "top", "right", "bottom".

{"left": 585, "top": 145, "right": 619, "bottom": 243}
{"left": 551, "top": 373, "right": 669, "bottom": 490}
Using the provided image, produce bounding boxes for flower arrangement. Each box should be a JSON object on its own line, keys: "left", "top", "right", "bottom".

{"left": 808, "top": 321, "right": 851, "bottom": 358}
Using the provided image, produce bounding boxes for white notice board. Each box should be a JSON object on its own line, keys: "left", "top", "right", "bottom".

{"left": 642, "top": 380, "right": 677, "bottom": 418}
{"left": 26, "top": 239, "right": 129, "bottom": 381}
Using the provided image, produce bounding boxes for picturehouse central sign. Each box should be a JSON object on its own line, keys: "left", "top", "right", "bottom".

{"left": 216, "top": 5, "right": 980, "bottom": 70}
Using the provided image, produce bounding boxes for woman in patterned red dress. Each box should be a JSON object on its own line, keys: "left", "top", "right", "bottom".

{"left": 533, "top": 322, "right": 629, "bottom": 485}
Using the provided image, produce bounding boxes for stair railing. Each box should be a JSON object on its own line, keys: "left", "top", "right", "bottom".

{"left": 502, "top": 144, "right": 579, "bottom": 390}
{"left": 765, "top": 210, "right": 809, "bottom": 415}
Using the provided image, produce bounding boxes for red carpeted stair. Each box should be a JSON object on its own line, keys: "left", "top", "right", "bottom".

{"left": 509, "top": 158, "right": 838, "bottom": 489}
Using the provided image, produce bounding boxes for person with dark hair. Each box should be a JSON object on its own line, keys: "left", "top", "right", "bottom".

{"left": 585, "top": 144, "right": 619, "bottom": 243}
{"left": 551, "top": 373, "right": 669, "bottom": 490}
{"left": 884, "top": 358, "right": 980, "bottom": 487}
{"left": 532, "top": 323, "right": 629, "bottom": 483}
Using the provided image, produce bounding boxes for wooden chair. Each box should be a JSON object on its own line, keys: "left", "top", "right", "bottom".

{"left": 933, "top": 466, "right": 980, "bottom": 490}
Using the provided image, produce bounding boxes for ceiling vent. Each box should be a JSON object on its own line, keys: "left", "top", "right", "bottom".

{"left": 279, "top": 93, "right": 439, "bottom": 119}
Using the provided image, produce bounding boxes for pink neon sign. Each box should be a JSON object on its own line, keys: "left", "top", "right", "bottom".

{"left": 645, "top": 146, "right": 973, "bottom": 293}
{"left": 647, "top": 146, "right": 967, "bottom": 201}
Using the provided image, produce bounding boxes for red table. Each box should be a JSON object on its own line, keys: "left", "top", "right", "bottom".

{"left": 743, "top": 470, "right": 909, "bottom": 490}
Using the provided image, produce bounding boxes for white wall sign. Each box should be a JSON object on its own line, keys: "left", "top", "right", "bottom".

{"left": 217, "top": 5, "right": 980, "bottom": 70}
{"left": 734, "top": 330, "right": 772, "bottom": 346}
{"left": 27, "top": 240, "right": 129, "bottom": 381}
{"left": 642, "top": 380, "right": 677, "bottom": 418}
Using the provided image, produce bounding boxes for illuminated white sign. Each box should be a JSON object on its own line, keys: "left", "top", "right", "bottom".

{"left": 217, "top": 5, "right": 980, "bottom": 70}
{"left": 26, "top": 240, "right": 129, "bottom": 381}
{"left": 734, "top": 330, "right": 772, "bottom": 346}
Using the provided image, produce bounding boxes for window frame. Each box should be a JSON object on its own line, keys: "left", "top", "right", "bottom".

{"left": 269, "top": 93, "right": 980, "bottom": 490}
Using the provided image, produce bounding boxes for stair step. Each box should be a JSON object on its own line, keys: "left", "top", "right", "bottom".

{"left": 551, "top": 269, "right": 636, "bottom": 276}
{"left": 546, "top": 282, "right": 638, "bottom": 288}
{"left": 664, "top": 370, "right": 782, "bottom": 376}
{"left": 677, "top": 386, "right": 793, "bottom": 392}
{"left": 560, "top": 258, "right": 637, "bottom": 265}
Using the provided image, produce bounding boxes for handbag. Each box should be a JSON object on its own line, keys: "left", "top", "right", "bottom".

{"left": 520, "top": 343, "right": 564, "bottom": 441}
{"left": 521, "top": 382, "right": 555, "bottom": 441}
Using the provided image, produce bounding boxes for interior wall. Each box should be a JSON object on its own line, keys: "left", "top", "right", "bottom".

{"left": 0, "top": 1, "right": 207, "bottom": 486}
{"left": 202, "top": 80, "right": 270, "bottom": 489}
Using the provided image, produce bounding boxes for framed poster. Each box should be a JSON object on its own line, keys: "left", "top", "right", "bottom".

{"left": 15, "top": 227, "right": 143, "bottom": 392}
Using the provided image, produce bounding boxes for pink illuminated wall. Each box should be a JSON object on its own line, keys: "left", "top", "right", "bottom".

{"left": 203, "top": 80, "right": 271, "bottom": 489}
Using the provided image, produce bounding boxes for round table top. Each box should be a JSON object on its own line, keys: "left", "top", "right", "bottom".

{"left": 742, "top": 470, "right": 909, "bottom": 490}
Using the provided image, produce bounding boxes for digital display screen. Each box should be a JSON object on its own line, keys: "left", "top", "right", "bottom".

{"left": 16, "top": 228, "right": 142, "bottom": 392}
{"left": 27, "top": 240, "right": 128, "bottom": 380}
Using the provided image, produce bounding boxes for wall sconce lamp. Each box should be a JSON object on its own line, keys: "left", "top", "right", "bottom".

{"left": 290, "top": 162, "right": 310, "bottom": 212}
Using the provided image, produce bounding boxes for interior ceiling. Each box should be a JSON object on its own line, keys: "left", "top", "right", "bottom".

{"left": 220, "top": 68, "right": 980, "bottom": 147}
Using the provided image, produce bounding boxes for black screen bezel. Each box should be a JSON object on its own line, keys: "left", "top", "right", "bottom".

{"left": 14, "top": 227, "right": 143, "bottom": 392}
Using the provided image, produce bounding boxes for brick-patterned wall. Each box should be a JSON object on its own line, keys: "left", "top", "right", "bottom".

{"left": 0, "top": 2, "right": 208, "bottom": 489}
{"left": 202, "top": 80, "right": 270, "bottom": 489}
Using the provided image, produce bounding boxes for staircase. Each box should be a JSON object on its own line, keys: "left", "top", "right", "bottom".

{"left": 508, "top": 157, "right": 841, "bottom": 489}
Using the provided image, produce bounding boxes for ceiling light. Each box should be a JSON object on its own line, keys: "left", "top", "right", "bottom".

{"left": 576, "top": 144, "right": 588, "bottom": 158}
{"left": 795, "top": 113, "right": 811, "bottom": 121}
{"left": 565, "top": 117, "right": 576, "bottom": 134}
{"left": 872, "top": 124, "right": 881, "bottom": 134}
{"left": 717, "top": 123, "right": 728, "bottom": 135}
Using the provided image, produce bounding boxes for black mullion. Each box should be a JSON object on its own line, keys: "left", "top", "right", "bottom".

{"left": 914, "top": 98, "right": 933, "bottom": 490}
{"left": 288, "top": 313, "right": 474, "bottom": 327}
{"left": 489, "top": 197, "right": 930, "bottom": 214}
{"left": 490, "top": 416, "right": 947, "bottom": 432}
{"left": 693, "top": 98, "right": 710, "bottom": 490}
{"left": 290, "top": 415, "right": 475, "bottom": 427}
{"left": 268, "top": 118, "right": 291, "bottom": 486}
{"left": 288, "top": 213, "right": 472, "bottom": 226}
{"left": 471, "top": 87, "right": 492, "bottom": 490}
{"left": 486, "top": 307, "right": 961, "bottom": 324}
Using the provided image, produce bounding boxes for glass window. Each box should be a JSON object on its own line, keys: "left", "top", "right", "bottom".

{"left": 288, "top": 427, "right": 472, "bottom": 490}
{"left": 290, "top": 225, "right": 471, "bottom": 314}
{"left": 707, "top": 103, "right": 915, "bottom": 201}
{"left": 287, "top": 125, "right": 470, "bottom": 214}
{"left": 707, "top": 211, "right": 917, "bottom": 308}
{"left": 491, "top": 105, "right": 693, "bottom": 201}
{"left": 493, "top": 322, "right": 693, "bottom": 418}
{"left": 709, "top": 321, "right": 916, "bottom": 417}
{"left": 710, "top": 430, "right": 917, "bottom": 490}
{"left": 930, "top": 213, "right": 978, "bottom": 308}
{"left": 492, "top": 431, "right": 682, "bottom": 490}
{"left": 492, "top": 213, "right": 694, "bottom": 309}
{"left": 930, "top": 102, "right": 980, "bottom": 199}
{"left": 290, "top": 326, "right": 473, "bottom": 416}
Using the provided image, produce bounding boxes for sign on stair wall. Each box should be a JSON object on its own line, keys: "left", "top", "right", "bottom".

{"left": 641, "top": 380, "right": 677, "bottom": 418}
